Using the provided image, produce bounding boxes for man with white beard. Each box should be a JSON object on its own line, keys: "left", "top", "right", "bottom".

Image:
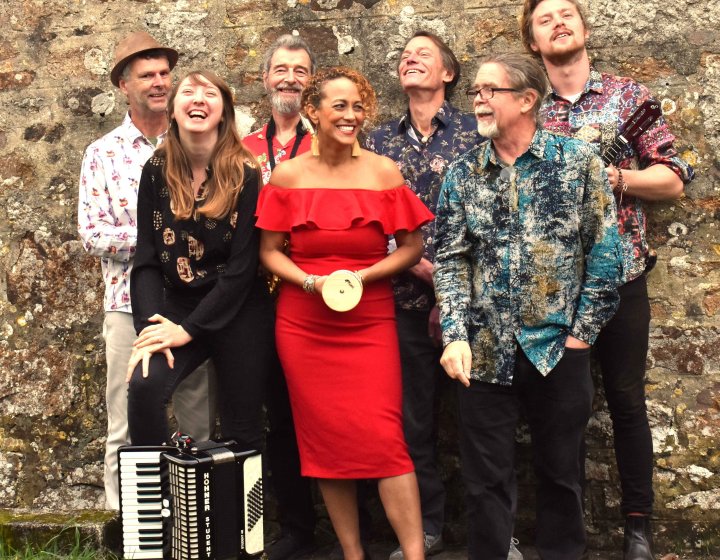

{"left": 243, "top": 34, "right": 314, "bottom": 184}
{"left": 434, "top": 53, "right": 624, "bottom": 560}
{"left": 242, "top": 34, "right": 317, "bottom": 560}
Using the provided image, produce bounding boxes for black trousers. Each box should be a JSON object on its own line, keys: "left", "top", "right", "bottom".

{"left": 458, "top": 347, "right": 594, "bottom": 560}
{"left": 594, "top": 274, "right": 654, "bottom": 515}
{"left": 396, "top": 308, "right": 446, "bottom": 535}
{"left": 265, "top": 356, "right": 316, "bottom": 537}
{"left": 128, "top": 293, "right": 273, "bottom": 451}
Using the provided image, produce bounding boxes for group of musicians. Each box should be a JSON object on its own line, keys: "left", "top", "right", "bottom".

{"left": 78, "top": 1, "right": 694, "bottom": 559}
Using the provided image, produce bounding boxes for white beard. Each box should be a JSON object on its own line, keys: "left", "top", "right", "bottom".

{"left": 477, "top": 120, "right": 499, "bottom": 139}
{"left": 269, "top": 89, "right": 301, "bottom": 115}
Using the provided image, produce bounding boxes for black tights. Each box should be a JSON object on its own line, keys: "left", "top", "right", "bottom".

{"left": 128, "top": 297, "right": 275, "bottom": 451}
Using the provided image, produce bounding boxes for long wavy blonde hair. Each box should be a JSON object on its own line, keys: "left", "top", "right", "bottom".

{"left": 158, "top": 70, "right": 260, "bottom": 220}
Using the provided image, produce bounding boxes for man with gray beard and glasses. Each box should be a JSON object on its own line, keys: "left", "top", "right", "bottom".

{"left": 435, "top": 53, "right": 623, "bottom": 560}
{"left": 242, "top": 34, "right": 317, "bottom": 560}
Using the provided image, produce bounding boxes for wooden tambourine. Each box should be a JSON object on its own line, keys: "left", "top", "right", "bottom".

{"left": 321, "top": 270, "right": 363, "bottom": 312}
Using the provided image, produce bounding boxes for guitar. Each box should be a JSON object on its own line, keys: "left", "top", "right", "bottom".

{"left": 601, "top": 100, "right": 663, "bottom": 166}
{"left": 602, "top": 99, "right": 662, "bottom": 274}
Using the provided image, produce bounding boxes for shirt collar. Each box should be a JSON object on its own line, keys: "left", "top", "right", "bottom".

{"left": 479, "top": 127, "right": 548, "bottom": 170}
{"left": 122, "top": 111, "right": 167, "bottom": 144}
{"left": 397, "top": 99, "right": 455, "bottom": 134}
{"left": 549, "top": 65, "right": 603, "bottom": 101}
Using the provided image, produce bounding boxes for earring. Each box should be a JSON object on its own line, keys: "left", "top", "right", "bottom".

{"left": 311, "top": 134, "right": 320, "bottom": 156}
{"left": 351, "top": 139, "right": 361, "bottom": 157}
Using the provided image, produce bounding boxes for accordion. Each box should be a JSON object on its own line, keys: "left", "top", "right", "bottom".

{"left": 118, "top": 440, "right": 263, "bottom": 559}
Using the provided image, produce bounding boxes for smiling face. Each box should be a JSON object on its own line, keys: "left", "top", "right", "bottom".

{"left": 306, "top": 77, "right": 366, "bottom": 148}
{"left": 529, "top": 0, "right": 589, "bottom": 62}
{"left": 398, "top": 36, "right": 453, "bottom": 94}
{"left": 472, "top": 63, "right": 531, "bottom": 139}
{"left": 119, "top": 56, "right": 172, "bottom": 118}
{"left": 263, "top": 47, "right": 312, "bottom": 115}
{"left": 171, "top": 74, "right": 225, "bottom": 139}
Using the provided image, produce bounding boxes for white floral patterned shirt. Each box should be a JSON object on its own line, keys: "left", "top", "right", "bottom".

{"left": 77, "top": 112, "right": 165, "bottom": 313}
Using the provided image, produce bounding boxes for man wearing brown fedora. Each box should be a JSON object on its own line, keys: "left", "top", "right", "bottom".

{"left": 78, "top": 31, "right": 216, "bottom": 510}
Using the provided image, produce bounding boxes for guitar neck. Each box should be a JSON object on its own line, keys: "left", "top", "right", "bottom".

{"left": 600, "top": 100, "right": 662, "bottom": 167}
{"left": 602, "top": 135, "right": 629, "bottom": 166}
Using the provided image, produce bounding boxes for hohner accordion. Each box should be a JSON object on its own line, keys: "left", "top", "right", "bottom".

{"left": 118, "top": 440, "right": 263, "bottom": 559}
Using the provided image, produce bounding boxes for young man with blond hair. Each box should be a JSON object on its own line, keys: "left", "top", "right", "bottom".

{"left": 520, "top": 1, "right": 694, "bottom": 558}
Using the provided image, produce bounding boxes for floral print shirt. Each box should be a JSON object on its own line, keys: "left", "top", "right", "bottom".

{"left": 541, "top": 67, "right": 694, "bottom": 281}
{"left": 77, "top": 113, "right": 163, "bottom": 313}
{"left": 366, "top": 101, "right": 481, "bottom": 311}
{"left": 434, "top": 129, "right": 624, "bottom": 385}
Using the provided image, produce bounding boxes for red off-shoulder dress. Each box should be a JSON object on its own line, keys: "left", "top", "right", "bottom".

{"left": 256, "top": 185, "right": 433, "bottom": 478}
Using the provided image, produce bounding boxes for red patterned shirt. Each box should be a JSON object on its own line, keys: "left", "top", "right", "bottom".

{"left": 243, "top": 119, "right": 312, "bottom": 185}
{"left": 540, "top": 67, "right": 694, "bottom": 281}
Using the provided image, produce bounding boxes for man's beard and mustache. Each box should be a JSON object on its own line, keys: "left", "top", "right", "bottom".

{"left": 268, "top": 84, "right": 302, "bottom": 115}
{"left": 476, "top": 111, "right": 499, "bottom": 139}
{"left": 542, "top": 30, "right": 586, "bottom": 66}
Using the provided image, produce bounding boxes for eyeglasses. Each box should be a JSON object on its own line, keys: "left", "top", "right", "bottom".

{"left": 465, "top": 87, "right": 519, "bottom": 103}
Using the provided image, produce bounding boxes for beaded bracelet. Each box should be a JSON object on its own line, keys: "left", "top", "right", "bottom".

{"left": 616, "top": 169, "right": 628, "bottom": 192}
{"left": 302, "top": 274, "right": 319, "bottom": 294}
{"left": 616, "top": 169, "right": 629, "bottom": 204}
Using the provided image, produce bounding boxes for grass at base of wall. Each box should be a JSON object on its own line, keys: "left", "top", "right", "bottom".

{"left": 0, "top": 529, "right": 118, "bottom": 560}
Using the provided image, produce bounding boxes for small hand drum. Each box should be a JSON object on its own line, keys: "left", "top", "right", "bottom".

{"left": 321, "top": 270, "right": 363, "bottom": 312}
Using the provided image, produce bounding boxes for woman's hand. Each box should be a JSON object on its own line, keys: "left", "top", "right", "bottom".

{"left": 126, "top": 314, "right": 189, "bottom": 381}
{"left": 314, "top": 275, "right": 327, "bottom": 295}
{"left": 134, "top": 314, "right": 192, "bottom": 350}
{"left": 126, "top": 343, "right": 175, "bottom": 382}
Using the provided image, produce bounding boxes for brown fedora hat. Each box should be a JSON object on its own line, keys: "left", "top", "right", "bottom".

{"left": 110, "top": 31, "right": 179, "bottom": 87}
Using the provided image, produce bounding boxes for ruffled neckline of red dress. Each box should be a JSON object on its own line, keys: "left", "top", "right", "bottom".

{"left": 256, "top": 183, "right": 434, "bottom": 233}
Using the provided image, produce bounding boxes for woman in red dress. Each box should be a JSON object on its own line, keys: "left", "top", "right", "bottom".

{"left": 256, "top": 67, "right": 431, "bottom": 560}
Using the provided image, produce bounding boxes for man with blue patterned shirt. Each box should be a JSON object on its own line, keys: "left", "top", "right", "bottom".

{"left": 366, "top": 30, "right": 481, "bottom": 560}
{"left": 434, "top": 53, "right": 623, "bottom": 560}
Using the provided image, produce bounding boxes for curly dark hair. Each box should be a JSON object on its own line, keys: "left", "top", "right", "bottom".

{"left": 301, "top": 66, "right": 378, "bottom": 127}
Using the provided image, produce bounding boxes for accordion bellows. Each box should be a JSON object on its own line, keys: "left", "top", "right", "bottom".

{"left": 118, "top": 440, "right": 263, "bottom": 559}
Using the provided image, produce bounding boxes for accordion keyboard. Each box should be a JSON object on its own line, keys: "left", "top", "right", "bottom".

{"left": 118, "top": 447, "right": 168, "bottom": 559}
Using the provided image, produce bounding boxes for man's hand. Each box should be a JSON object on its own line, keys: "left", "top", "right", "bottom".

{"left": 440, "top": 340, "right": 472, "bottom": 387}
{"left": 428, "top": 305, "right": 442, "bottom": 345}
{"left": 408, "top": 257, "right": 434, "bottom": 286}
{"left": 605, "top": 164, "right": 621, "bottom": 190}
{"left": 565, "top": 335, "right": 591, "bottom": 349}
{"left": 134, "top": 314, "right": 192, "bottom": 350}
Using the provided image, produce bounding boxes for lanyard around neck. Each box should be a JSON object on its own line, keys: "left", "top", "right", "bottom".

{"left": 265, "top": 117, "right": 307, "bottom": 170}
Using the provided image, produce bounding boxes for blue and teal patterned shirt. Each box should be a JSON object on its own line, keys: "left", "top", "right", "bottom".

{"left": 366, "top": 101, "right": 481, "bottom": 311}
{"left": 434, "top": 128, "right": 623, "bottom": 384}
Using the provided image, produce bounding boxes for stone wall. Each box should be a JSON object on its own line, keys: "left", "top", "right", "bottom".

{"left": 0, "top": 0, "right": 718, "bottom": 553}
